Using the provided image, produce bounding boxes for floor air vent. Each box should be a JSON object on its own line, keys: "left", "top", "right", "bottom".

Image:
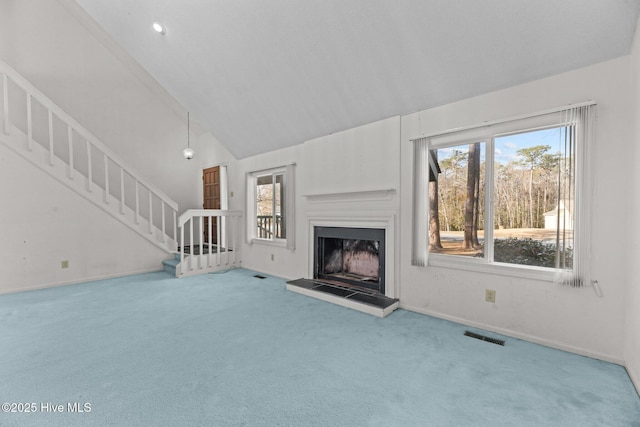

{"left": 253, "top": 274, "right": 267, "bottom": 279}
{"left": 464, "top": 331, "right": 505, "bottom": 346}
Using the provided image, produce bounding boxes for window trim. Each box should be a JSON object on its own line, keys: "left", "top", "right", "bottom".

{"left": 428, "top": 253, "right": 557, "bottom": 282}
{"left": 246, "top": 164, "right": 296, "bottom": 249}
{"left": 412, "top": 102, "right": 595, "bottom": 280}
{"left": 256, "top": 170, "right": 286, "bottom": 243}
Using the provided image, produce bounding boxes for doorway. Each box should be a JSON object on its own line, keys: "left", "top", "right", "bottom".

{"left": 203, "top": 166, "right": 221, "bottom": 243}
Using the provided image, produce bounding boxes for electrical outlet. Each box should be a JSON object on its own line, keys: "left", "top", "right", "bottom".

{"left": 61, "top": 260, "right": 69, "bottom": 269}
{"left": 485, "top": 289, "right": 496, "bottom": 303}
{"left": 270, "top": 254, "right": 275, "bottom": 261}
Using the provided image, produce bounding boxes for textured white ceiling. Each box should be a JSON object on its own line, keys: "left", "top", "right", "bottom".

{"left": 72, "top": 0, "right": 640, "bottom": 159}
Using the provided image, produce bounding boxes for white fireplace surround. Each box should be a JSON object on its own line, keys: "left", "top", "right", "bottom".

{"left": 307, "top": 211, "right": 397, "bottom": 299}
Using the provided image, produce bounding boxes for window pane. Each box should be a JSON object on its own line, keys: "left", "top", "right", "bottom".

{"left": 256, "top": 174, "right": 274, "bottom": 238}
{"left": 493, "top": 127, "right": 573, "bottom": 268}
{"left": 429, "top": 142, "right": 486, "bottom": 258}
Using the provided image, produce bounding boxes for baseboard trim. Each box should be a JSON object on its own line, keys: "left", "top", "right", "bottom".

{"left": 399, "top": 303, "right": 625, "bottom": 366}
{"left": 0, "top": 268, "right": 166, "bottom": 295}
{"left": 626, "top": 364, "right": 640, "bottom": 398}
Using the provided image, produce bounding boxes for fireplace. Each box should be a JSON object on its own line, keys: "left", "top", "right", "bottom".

{"left": 286, "top": 210, "right": 397, "bottom": 316}
{"left": 314, "top": 226, "right": 385, "bottom": 294}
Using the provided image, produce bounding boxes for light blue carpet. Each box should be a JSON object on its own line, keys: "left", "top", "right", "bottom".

{"left": 1, "top": 268, "right": 639, "bottom": 426}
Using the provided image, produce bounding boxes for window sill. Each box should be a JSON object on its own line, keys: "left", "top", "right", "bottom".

{"left": 251, "top": 238, "right": 287, "bottom": 248}
{"left": 428, "top": 254, "right": 557, "bottom": 282}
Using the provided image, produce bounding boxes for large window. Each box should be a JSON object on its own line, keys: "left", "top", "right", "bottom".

{"left": 413, "top": 104, "right": 595, "bottom": 283}
{"left": 247, "top": 165, "right": 295, "bottom": 249}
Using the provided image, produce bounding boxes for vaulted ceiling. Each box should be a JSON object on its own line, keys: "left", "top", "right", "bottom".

{"left": 73, "top": 0, "right": 640, "bottom": 159}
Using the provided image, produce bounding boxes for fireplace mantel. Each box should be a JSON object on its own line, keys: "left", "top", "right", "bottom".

{"left": 303, "top": 188, "right": 396, "bottom": 203}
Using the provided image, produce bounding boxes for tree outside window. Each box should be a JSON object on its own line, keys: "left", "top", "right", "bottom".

{"left": 429, "top": 126, "right": 574, "bottom": 269}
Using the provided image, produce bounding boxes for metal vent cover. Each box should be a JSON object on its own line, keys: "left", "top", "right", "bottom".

{"left": 464, "top": 330, "right": 505, "bottom": 346}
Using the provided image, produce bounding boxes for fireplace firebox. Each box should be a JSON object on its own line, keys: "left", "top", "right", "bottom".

{"left": 314, "top": 226, "right": 385, "bottom": 294}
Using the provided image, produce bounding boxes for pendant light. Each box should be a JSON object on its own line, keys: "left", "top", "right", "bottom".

{"left": 183, "top": 112, "right": 195, "bottom": 160}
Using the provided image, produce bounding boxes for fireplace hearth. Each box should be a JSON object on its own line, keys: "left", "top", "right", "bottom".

{"left": 314, "top": 226, "right": 385, "bottom": 294}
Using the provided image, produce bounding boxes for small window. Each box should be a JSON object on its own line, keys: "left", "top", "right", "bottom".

{"left": 256, "top": 172, "right": 286, "bottom": 240}
{"left": 247, "top": 164, "right": 295, "bottom": 249}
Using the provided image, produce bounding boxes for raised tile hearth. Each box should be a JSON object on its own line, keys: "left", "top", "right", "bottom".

{"left": 286, "top": 278, "right": 399, "bottom": 317}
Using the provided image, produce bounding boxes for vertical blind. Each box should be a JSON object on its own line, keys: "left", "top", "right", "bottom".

{"left": 554, "top": 104, "right": 596, "bottom": 287}
{"left": 411, "top": 137, "right": 430, "bottom": 267}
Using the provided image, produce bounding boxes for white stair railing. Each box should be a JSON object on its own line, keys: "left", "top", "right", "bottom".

{"left": 0, "top": 60, "right": 178, "bottom": 252}
{"left": 177, "top": 209, "right": 242, "bottom": 277}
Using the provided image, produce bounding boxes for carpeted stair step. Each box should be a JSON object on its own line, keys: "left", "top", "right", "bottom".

{"left": 162, "top": 253, "right": 182, "bottom": 276}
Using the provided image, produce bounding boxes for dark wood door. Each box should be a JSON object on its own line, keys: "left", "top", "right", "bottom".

{"left": 203, "top": 166, "right": 221, "bottom": 244}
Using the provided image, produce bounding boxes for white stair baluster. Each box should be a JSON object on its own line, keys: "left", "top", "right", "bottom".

{"left": 189, "top": 219, "right": 194, "bottom": 271}
{"left": 67, "top": 125, "right": 74, "bottom": 179}
{"left": 103, "top": 153, "right": 109, "bottom": 203}
{"left": 48, "top": 110, "right": 54, "bottom": 166}
{"left": 26, "top": 93, "right": 33, "bottom": 151}
{"left": 2, "top": 73, "right": 8, "bottom": 135}
{"left": 148, "top": 190, "right": 153, "bottom": 234}
{"left": 172, "top": 210, "right": 177, "bottom": 243}
{"left": 217, "top": 213, "right": 222, "bottom": 266}
{"left": 161, "top": 202, "right": 166, "bottom": 243}
{"left": 86, "top": 140, "right": 93, "bottom": 192}
{"left": 179, "top": 223, "right": 185, "bottom": 276}
{"left": 207, "top": 214, "right": 212, "bottom": 267}
{"left": 119, "top": 167, "right": 125, "bottom": 214}
{"left": 134, "top": 180, "right": 139, "bottom": 224}
{"left": 199, "top": 216, "right": 204, "bottom": 268}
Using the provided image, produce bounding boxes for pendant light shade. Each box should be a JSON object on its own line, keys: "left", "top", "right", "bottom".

{"left": 183, "top": 112, "right": 194, "bottom": 160}
{"left": 183, "top": 147, "right": 195, "bottom": 160}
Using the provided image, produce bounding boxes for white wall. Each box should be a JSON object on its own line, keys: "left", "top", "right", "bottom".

{"left": 626, "top": 16, "right": 640, "bottom": 392}
{"left": 235, "top": 57, "right": 634, "bottom": 365}
{"left": 0, "top": 143, "right": 168, "bottom": 293}
{"left": 0, "top": 0, "right": 203, "bottom": 212}
{"left": 0, "top": 0, "right": 212, "bottom": 292}
{"left": 194, "top": 132, "right": 239, "bottom": 208}
{"left": 399, "top": 57, "right": 633, "bottom": 364}
{"left": 236, "top": 117, "right": 401, "bottom": 281}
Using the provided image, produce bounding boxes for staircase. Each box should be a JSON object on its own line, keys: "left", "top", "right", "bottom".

{"left": 0, "top": 60, "right": 178, "bottom": 253}
{"left": 1, "top": 60, "right": 244, "bottom": 279}
{"left": 169, "top": 209, "right": 243, "bottom": 277}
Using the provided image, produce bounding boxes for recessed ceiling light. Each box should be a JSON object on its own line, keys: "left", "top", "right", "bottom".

{"left": 152, "top": 21, "right": 166, "bottom": 35}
